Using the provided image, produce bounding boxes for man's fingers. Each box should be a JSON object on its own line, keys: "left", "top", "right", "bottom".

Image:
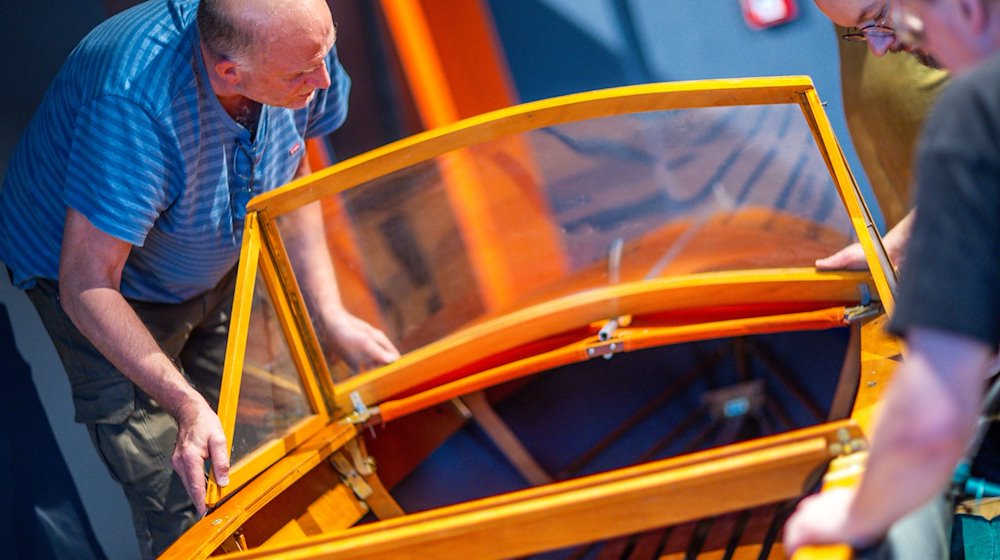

{"left": 170, "top": 403, "right": 229, "bottom": 516}
{"left": 328, "top": 314, "right": 402, "bottom": 372}
{"left": 208, "top": 432, "right": 231, "bottom": 487}
{"left": 173, "top": 451, "right": 208, "bottom": 516}
{"left": 815, "top": 243, "right": 867, "bottom": 271}
{"left": 373, "top": 333, "right": 400, "bottom": 363}
{"left": 365, "top": 324, "right": 400, "bottom": 363}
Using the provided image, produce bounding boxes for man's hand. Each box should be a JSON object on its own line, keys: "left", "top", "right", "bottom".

{"left": 170, "top": 398, "right": 231, "bottom": 516}
{"left": 276, "top": 197, "right": 401, "bottom": 374}
{"left": 816, "top": 211, "right": 913, "bottom": 272}
{"left": 815, "top": 242, "right": 869, "bottom": 271}
{"left": 322, "top": 309, "right": 400, "bottom": 373}
{"left": 783, "top": 487, "right": 881, "bottom": 555}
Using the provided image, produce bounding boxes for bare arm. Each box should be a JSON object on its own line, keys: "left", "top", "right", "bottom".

{"left": 59, "top": 208, "right": 229, "bottom": 515}
{"left": 784, "top": 326, "right": 993, "bottom": 553}
{"left": 277, "top": 156, "right": 400, "bottom": 372}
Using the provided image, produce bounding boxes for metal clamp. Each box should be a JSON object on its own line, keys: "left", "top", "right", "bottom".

{"left": 586, "top": 338, "right": 624, "bottom": 361}
{"left": 345, "top": 439, "right": 376, "bottom": 477}
{"left": 340, "top": 391, "right": 377, "bottom": 425}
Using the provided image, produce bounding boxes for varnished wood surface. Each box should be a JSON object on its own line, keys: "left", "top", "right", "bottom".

{"left": 333, "top": 269, "right": 873, "bottom": 414}
{"left": 210, "top": 421, "right": 857, "bottom": 559}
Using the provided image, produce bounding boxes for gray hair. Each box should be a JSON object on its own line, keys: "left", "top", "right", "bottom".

{"left": 197, "top": 0, "right": 256, "bottom": 60}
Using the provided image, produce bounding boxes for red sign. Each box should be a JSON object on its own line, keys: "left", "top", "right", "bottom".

{"left": 739, "top": 0, "right": 799, "bottom": 29}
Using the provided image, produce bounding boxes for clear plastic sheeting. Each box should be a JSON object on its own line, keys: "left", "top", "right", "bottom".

{"left": 229, "top": 271, "right": 313, "bottom": 464}
{"left": 301, "top": 103, "right": 855, "bottom": 367}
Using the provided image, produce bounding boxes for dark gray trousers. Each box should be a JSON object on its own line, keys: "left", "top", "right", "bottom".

{"left": 26, "top": 269, "right": 235, "bottom": 559}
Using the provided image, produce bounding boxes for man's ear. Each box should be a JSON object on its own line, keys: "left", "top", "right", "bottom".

{"left": 213, "top": 58, "right": 242, "bottom": 87}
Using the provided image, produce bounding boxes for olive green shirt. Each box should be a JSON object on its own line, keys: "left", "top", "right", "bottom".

{"left": 836, "top": 25, "right": 950, "bottom": 229}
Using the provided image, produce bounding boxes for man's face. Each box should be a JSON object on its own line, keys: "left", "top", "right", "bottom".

{"left": 814, "top": 0, "right": 910, "bottom": 55}
{"left": 893, "top": 0, "right": 979, "bottom": 73}
{"left": 235, "top": 17, "right": 337, "bottom": 109}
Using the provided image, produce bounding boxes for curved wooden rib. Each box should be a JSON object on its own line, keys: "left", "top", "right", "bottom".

{"left": 333, "top": 268, "right": 874, "bottom": 413}
{"left": 377, "top": 305, "right": 848, "bottom": 424}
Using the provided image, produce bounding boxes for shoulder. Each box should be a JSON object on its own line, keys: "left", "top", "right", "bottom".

{"left": 64, "top": 0, "right": 200, "bottom": 116}
{"left": 931, "top": 54, "right": 1000, "bottom": 121}
{"left": 920, "top": 54, "right": 1000, "bottom": 153}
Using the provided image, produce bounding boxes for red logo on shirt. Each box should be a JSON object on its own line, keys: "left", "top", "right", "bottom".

{"left": 289, "top": 142, "right": 302, "bottom": 156}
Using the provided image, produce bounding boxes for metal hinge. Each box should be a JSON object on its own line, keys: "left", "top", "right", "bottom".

{"left": 330, "top": 450, "right": 374, "bottom": 501}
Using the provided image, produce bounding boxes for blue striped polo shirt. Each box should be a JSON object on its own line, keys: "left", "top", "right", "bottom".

{"left": 0, "top": 0, "right": 350, "bottom": 303}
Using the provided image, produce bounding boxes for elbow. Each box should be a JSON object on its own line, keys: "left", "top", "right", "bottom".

{"left": 58, "top": 276, "right": 87, "bottom": 324}
{"left": 57, "top": 263, "right": 115, "bottom": 323}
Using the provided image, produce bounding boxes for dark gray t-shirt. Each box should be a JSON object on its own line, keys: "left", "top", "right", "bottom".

{"left": 889, "top": 52, "right": 1000, "bottom": 349}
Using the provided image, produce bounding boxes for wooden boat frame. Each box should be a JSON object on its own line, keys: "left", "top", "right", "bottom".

{"left": 163, "top": 77, "right": 901, "bottom": 560}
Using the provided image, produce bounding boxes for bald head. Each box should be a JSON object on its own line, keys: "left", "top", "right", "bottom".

{"left": 813, "top": 0, "right": 886, "bottom": 28}
{"left": 198, "top": 0, "right": 333, "bottom": 63}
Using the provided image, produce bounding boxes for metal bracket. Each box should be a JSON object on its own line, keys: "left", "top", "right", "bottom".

{"left": 597, "top": 318, "right": 621, "bottom": 341}
{"left": 597, "top": 314, "right": 632, "bottom": 342}
{"left": 340, "top": 391, "right": 376, "bottom": 425}
{"left": 845, "top": 302, "right": 881, "bottom": 324}
{"left": 345, "top": 438, "right": 376, "bottom": 476}
{"left": 330, "top": 450, "right": 374, "bottom": 501}
{"left": 828, "top": 427, "right": 868, "bottom": 457}
{"left": 586, "top": 338, "right": 624, "bottom": 361}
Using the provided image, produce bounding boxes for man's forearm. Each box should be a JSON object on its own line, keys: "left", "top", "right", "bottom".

{"left": 60, "top": 284, "right": 204, "bottom": 416}
{"left": 282, "top": 154, "right": 347, "bottom": 317}
{"left": 844, "top": 328, "right": 991, "bottom": 540}
{"left": 279, "top": 200, "right": 347, "bottom": 318}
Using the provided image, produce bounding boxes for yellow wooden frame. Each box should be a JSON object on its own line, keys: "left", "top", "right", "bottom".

{"left": 797, "top": 88, "right": 898, "bottom": 313}
{"left": 207, "top": 213, "right": 334, "bottom": 505}
{"left": 215, "top": 421, "right": 861, "bottom": 559}
{"left": 168, "top": 421, "right": 359, "bottom": 560}
{"left": 250, "top": 78, "right": 861, "bottom": 216}
{"left": 199, "top": 79, "right": 897, "bottom": 554}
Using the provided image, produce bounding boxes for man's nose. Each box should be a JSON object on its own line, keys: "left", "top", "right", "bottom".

{"left": 310, "top": 63, "right": 332, "bottom": 90}
{"left": 315, "top": 62, "right": 333, "bottom": 89}
{"left": 867, "top": 34, "right": 895, "bottom": 56}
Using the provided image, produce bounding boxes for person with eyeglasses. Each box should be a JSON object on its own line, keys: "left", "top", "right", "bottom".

{"left": 0, "top": 0, "right": 400, "bottom": 557}
{"left": 785, "top": 0, "right": 1000, "bottom": 557}
{"left": 812, "top": 0, "right": 949, "bottom": 273}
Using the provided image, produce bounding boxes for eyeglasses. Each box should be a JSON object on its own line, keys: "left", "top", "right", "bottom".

{"left": 231, "top": 141, "right": 263, "bottom": 221}
{"left": 890, "top": 4, "right": 926, "bottom": 51}
{"left": 841, "top": 1, "right": 895, "bottom": 43}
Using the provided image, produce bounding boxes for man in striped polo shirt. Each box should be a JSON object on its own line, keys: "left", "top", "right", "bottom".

{"left": 0, "top": 0, "right": 400, "bottom": 556}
